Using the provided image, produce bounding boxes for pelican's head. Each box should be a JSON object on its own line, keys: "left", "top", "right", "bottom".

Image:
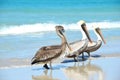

{"left": 77, "top": 20, "right": 86, "bottom": 26}
{"left": 55, "top": 25, "right": 72, "bottom": 51}
{"left": 77, "top": 20, "right": 92, "bottom": 43}
{"left": 93, "top": 25, "right": 106, "bottom": 44}
{"left": 55, "top": 25, "right": 65, "bottom": 35}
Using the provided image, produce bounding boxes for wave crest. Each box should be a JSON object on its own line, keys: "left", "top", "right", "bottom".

{"left": 0, "top": 21, "right": 120, "bottom": 35}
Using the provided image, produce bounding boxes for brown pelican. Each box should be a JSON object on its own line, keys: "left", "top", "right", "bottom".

{"left": 66, "top": 20, "right": 92, "bottom": 61}
{"left": 84, "top": 26, "right": 106, "bottom": 59}
{"left": 31, "top": 25, "right": 72, "bottom": 69}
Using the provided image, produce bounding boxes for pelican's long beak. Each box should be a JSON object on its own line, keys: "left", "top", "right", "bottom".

{"left": 81, "top": 23, "right": 92, "bottom": 43}
{"left": 59, "top": 26, "right": 72, "bottom": 51}
{"left": 63, "top": 32, "right": 72, "bottom": 51}
{"left": 96, "top": 28, "right": 106, "bottom": 44}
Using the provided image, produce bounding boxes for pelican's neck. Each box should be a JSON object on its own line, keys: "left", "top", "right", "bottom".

{"left": 61, "top": 34, "right": 67, "bottom": 44}
{"left": 80, "top": 28, "right": 87, "bottom": 40}
{"left": 94, "top": 29, "right": 101, "bottom": 41}
{"left": 57, "top": 31, "right": 66, "bottom": 44}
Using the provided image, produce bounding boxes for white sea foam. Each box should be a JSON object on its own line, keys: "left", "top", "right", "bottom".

{"left": 0, "top": 64, "right": 41, "bottom": 69}
{"left": 0, "top": 65, "right": 30, "bottom": 69}
{"left": 0, "top": 21, "right": 120, "bottom": 35}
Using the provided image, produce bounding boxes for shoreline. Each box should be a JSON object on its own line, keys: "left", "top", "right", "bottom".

{"left": 0, "top": 53, "right": 120, "bottom": 69}
{"left": 0, "top": 56, "right": 120, "bottom": 80}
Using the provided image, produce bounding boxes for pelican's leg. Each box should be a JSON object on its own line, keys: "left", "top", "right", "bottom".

{"left": 88, "top": 52, "right": 94, "bottom": 60}
{"left": 75, "top": 51, "right": 80, "bottom": 62}
{"left": 77, "top": 56, "right": 79, "bottom": 62}
{"left": 43, "top": 64, "right": 50, "bottom": 69}
{"left": 50, "top": 61, "right": 52, "bottom": 69}
{"left": 87, "top": 52, "right": 90, "bottom": 57}
{"left": 76, "top": 53, "right": 80, "bottom": 62}
{"left": 74, "top": 57, "right": 77, "bottom": 62}
{"left": 82, "top": 52, "right": 85, "bottom": 61}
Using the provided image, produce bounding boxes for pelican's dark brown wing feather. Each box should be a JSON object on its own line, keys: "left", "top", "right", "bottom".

{"left": 85, "top": 40, "right": 102, "bottom": 52}
{"left": 35, "top": 45, "right": 61, "bottom": 57}
{"left": 90, "top": 40, "right": 102, "bottom": 52}
{"left": 39, "top": 45, "right": 61, "bottom": 50}
{"left": 31, "top": 47, "right": 62, "bottom": 64}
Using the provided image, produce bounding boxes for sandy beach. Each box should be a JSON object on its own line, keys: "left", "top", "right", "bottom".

{"left": 0, "top": 53, "right": 120, "bottom": 80}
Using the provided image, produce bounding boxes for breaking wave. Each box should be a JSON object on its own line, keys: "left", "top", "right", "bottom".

{"left": 0, "top": 21, "right": 120, "bottom": 35}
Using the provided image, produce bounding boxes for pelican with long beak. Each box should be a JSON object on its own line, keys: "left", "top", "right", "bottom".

{"left": 66, "top": 20, "right": 92, "bottom": 61}
{"left": 31, "top": 25, "right": 72, "bottom": 69}
{"left": 84, "top": 25, "right": 106, "bottom": 58}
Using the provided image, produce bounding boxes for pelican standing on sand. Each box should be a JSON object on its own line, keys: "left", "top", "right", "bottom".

{"left": 84, "top": 25, "right": 106, "bottom": 59}
{"left": 66, "top": 20, "right": 92, "bottom": 61}
{"left": 31, "top": 25, "right": 72, "bottom": 69}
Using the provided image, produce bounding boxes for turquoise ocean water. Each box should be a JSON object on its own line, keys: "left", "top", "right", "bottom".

{"left": 0, "top": 0, "right": 120, "bottom": 63}
{"left": 0, "top": 0, "right": 120, "bottom": 25}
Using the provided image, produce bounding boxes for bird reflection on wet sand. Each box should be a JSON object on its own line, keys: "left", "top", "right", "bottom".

{"left": 32, "top": 70, "right": 59, "bottom": 80}
{"left": 62, "top": 60, "right": 104, "bottom": 80}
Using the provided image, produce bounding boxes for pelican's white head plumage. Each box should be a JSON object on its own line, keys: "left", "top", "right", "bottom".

{"left": 92, "top": 24, "right": 106, "bottom": 44}
{"left": 92, "top": 24, "right": 100, "bottom": 29}
{"left": 77, "top": 20, "right": 92, "bottom": 43}
{"left": 77, "top": 20, "right": 85, "bottom": 26}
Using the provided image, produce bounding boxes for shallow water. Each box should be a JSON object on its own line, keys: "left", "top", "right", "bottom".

{"left": 0, "top": 58, "right": 120, "bottom": 80}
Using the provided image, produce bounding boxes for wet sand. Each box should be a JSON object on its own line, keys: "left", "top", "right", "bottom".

{"left": 0, "top": 53, "right": 120, "bottom": 80}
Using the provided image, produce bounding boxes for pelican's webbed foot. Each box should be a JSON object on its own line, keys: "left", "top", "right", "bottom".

{"left": 43, "top": 64, "right": 50, "bottom": 69}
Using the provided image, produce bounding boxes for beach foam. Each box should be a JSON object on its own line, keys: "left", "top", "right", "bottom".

{"left": 0, "top": 21, "right": 120, "bottom": 35}
{"left": 0, "top": 65, "right": 30, "bottom": 69}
